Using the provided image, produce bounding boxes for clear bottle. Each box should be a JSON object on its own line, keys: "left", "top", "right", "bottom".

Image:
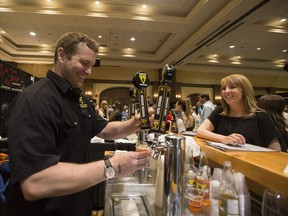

{"left": 196, "top": 165, "right": 211, "bottom": 206}
{"left": 184, "top": 147, "right": 197, "bottom": 188}
{"left": 218, "top": 161, "right": 239, "bottom": 216}
{"left": 198, "top": 151, "right": 209, "bottom": 176}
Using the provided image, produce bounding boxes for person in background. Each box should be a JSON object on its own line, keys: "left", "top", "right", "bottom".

{"left": 98, "top": 100, "right": 109, "bottom": 120}
{"left": 5, "top": 32, "right": 150, "bottom": 216}
{"left": 109, "top": 102, "right": 122, "bottom": 122}
{"left": 175, "top": 98, "right": 194, "bottom": 132}
{"left": 165, "top": 109, "right": 173, "bottom": 131}
{"left": 198, "top": 93, "right": 215, "bottom": 124}
{"left": 121, "top": 105, "right": 128, "bottom": 121}
{"left": 257, "top": 94, "right": 288, "bottom": 152}
{"left": 191, "top": 103, "right": 201, "bottom": 132}
{"left": 196, "top": 74, "right": 281, "bottom": 151}
{"left": 107, "top": 104, "right": 114, "bottom": 120}
{"left": 284, "top": 105, "right": 288, "bottom": 126}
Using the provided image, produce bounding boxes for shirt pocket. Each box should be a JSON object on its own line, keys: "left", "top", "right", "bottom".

{"left": 60, "top": 112, "right": 79, "bottom": 140}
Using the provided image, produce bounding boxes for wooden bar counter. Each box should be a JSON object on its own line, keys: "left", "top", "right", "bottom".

{"left": 194, "top": 137, "right": 288, "bottom": 198}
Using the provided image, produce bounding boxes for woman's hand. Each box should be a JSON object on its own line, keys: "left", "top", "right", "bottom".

{"left": 220, "top": 133, "right": 246, "bottom": 145}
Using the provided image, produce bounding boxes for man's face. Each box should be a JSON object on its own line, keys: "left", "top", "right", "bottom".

{"left": 58, "top": 43, "right": 97, "bottom": 88}
{"left": 198, "top": 96, "right": 205, "bottom": 104}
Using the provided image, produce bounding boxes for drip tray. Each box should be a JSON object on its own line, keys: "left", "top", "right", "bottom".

{"left": 110, "top": 194, "right": 153, "bottom": 216}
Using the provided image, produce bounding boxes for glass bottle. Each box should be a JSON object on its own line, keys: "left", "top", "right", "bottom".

{"left": 218, "top": 161, "right": 239, "bottom": 216}
{"left": 196, "top": 152, "right": 211, "bottom": 206}
{"left": 184, "top": 147, "right": 197, "bottom": 188}
{"left": 198, "top": 151, "right": 209, "bottom": 176}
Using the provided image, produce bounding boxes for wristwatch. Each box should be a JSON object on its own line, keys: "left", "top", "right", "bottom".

{"left": 104, "top": 159, "right": 116, "bottom": 180}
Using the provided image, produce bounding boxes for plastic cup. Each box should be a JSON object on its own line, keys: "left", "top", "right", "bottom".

{"left": 185, "top": 188, "right": 205, "bottom": 213}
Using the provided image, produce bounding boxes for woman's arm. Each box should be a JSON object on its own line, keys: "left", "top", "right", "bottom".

{"left": 268, "top": 138, "right": 281, "bottom": 151}
{"left": 196, "top": 119, "right": 246, "bottom": 145}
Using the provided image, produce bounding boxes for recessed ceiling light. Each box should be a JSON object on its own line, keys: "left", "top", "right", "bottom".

{"left": 0, "top": 7, "right": 13, "bottom": 12}
{"left": 231, "top": 61, "right": 241, "bottom": 65}
{"left": 98, "top": 35, "right": 102, "bottom": 38}
{"left": 283, "top": 49, "right": 287, "bottom": 53}
{"left": 29, "top": 32, "right": 36, "bottom": 36}
{"left": 257, "top": 48, "right": 261, "bottom": 51}
{"left": 229, "top": 45, "right": 235, "bottom": 49}
{"left": 142, "top": 5, "right": 147, "bottom": 9}
{"left": 280, "top": 18, "right": 286, "bottom": 22}
{"left": 95, "top": 1, "right": 100, "bottom": 5}
{"left": 130, "top": 37, "right": 136, "bottom": 41}
{"left": 208, "top": 60, "right": 219, "bottom": 63}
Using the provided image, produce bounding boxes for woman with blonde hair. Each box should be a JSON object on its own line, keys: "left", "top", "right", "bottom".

{"left": 99, "top": 100, "right": 109, "bottom": 120}
{"left": 197, "top": 74, "right": 281, "bottom": 151}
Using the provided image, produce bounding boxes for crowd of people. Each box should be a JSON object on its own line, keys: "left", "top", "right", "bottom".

{"left": 95, "top": 77, "right": 288, "bottom": 154}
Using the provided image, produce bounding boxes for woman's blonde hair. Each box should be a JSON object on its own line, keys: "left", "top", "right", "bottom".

{"left": 220, "top": 74, "right": 258, "bottom": 118}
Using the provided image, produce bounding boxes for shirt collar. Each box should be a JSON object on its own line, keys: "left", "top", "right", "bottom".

{"left": 46, "top": 70, "right": 82, "bottom": 95}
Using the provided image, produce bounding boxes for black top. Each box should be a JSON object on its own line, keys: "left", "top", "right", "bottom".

{"left": 208, "top": 106, "right": 280, "bottom": 148}
{"left": 5, "top": 70, "right": 108, "bottom": 216}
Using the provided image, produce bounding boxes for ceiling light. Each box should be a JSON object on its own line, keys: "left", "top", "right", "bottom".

{"left": 268, "top": 28, "right": 287, "bottom": 33}
{"left": 229, "top": 45, "right": 235, "bottom": 49}
{"left": 95, "top": 1, "right": 100, "bottom": 5}
{"left": 37, "top": 10, "right": 61, "bottom": 15}
{"left": 130, "top": 37, "right": 136, "bottom": 41}
{"left": 87, "top": 13, "right": 107, "bottom": 17}
{"left": 122, "top": 54, "right": 136, "bottom": 58}
{"left": 142, "top": 5, "right": 147, "bottom": 9}
{"left": 98, "top": 35, "right": 102, "bottom": 39}
{"left": 231, "top": 61, "right": 241, "bottom": 65}
{"left": 280, "top": 18, "right": 286, "bottom": 22}
{"left": 0, "top": 7, "right": 13, "bottom": 12}
{"left": 29, "top": 32, "right": 36, "bottom": 36}
{"left": 257, "top": 48, "right": 261, "bottom": 51}
{"left": 283, "top": 49, "right": 287, "bottom": 53}
{"left": 208, "top": 60, "right": 219, "bottom": 63}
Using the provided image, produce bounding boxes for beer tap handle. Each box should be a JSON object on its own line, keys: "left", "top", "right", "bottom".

{"left": 151, "top": 64, "right": 175, "bottom": 133}
{"left": 132, "top": 71, "right": 150, "bottom": 130}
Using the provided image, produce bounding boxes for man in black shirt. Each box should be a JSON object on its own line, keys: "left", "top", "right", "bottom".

{"left": 5, "top": 32, "right": 150, "bottom": 216}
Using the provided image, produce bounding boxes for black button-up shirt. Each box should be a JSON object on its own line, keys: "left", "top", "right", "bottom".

{"left": 6, "top": 70, "right": 108, "bottom": 216}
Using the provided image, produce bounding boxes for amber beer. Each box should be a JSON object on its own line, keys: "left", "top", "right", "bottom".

{"left": 196, "top": 176, "right": 211, "bottom": 206}
{"left": 135, "top": 142, "right": 150, "bottom": 152}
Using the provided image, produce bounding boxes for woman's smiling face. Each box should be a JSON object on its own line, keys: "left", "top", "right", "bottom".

{"left": 221, "top": 81, "right": 243, "bottom": 106}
